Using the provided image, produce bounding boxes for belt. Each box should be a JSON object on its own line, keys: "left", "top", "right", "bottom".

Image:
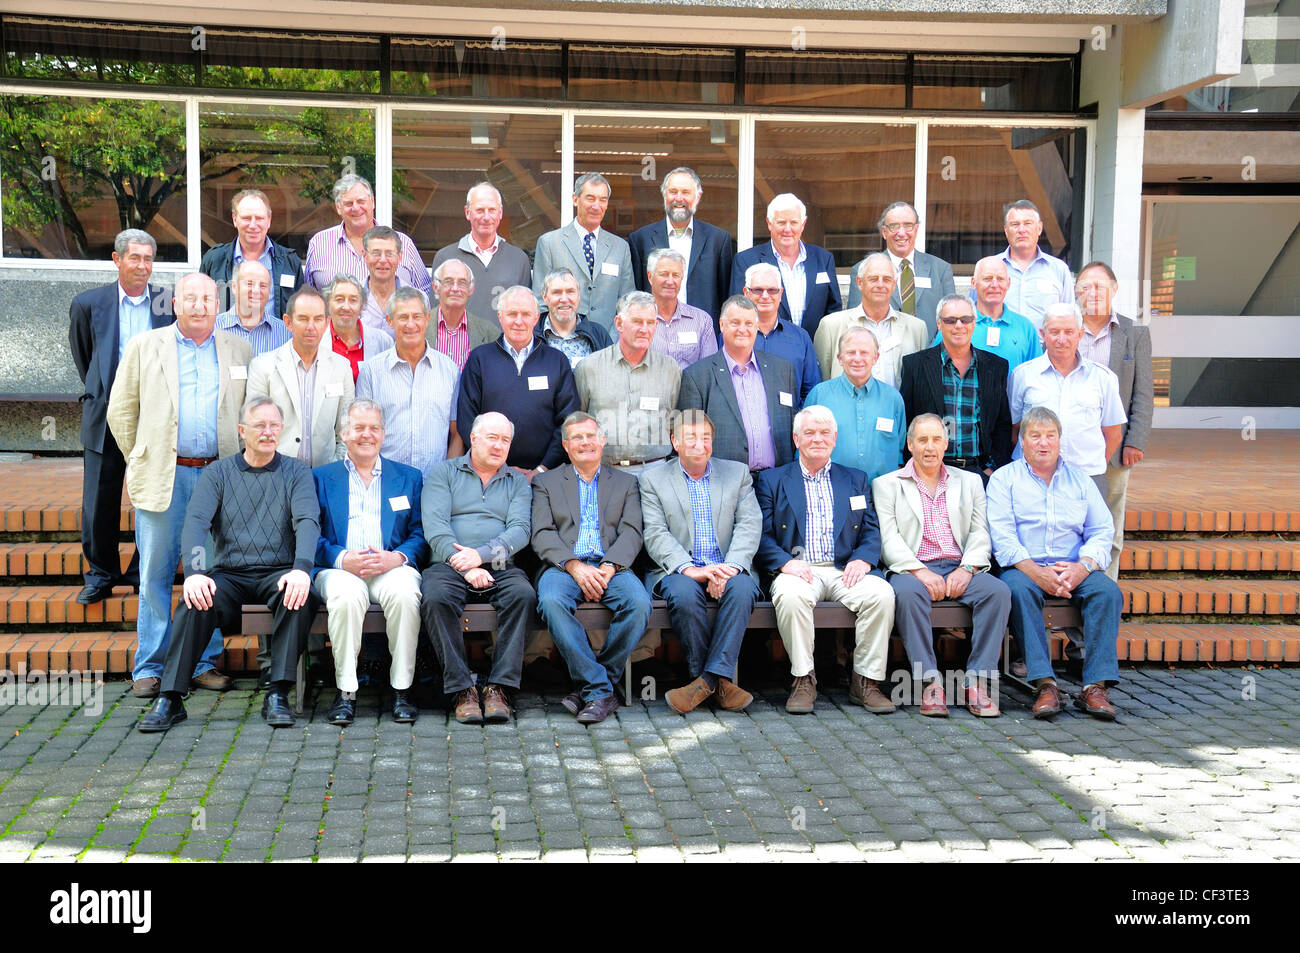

{"left": 176, "top": 455, "right": 217, "bottom": 468}
{"left": 614, "top": 455, "right": 668, "bottom": 467}
{"left": 943, "top": 456, "right": 983, "bottom": 471}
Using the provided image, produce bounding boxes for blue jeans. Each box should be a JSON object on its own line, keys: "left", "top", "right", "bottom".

{"left": 537, "top": 566, "right": 651, "bottom": 702}
{"left": 1001, "top": 567, "right": 1121, "bottom": 686}
{"left": 653, "top": 571, "right": 758, "bottom": 682}
{"left": 132, "top": 465, "right": 222, "bottom": 680}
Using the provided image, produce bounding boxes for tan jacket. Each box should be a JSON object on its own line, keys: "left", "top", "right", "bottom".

{"left": 248, "top": 340, "right": 354, "bottom": 467}
{"left": 107, "top": 327, "right": 251, "bottom": 512}
{"left": 814, "top": 306, "right": 928, "bottom": 383}
{"left": 871, "top": 464, "right": 991, "bottom": 573}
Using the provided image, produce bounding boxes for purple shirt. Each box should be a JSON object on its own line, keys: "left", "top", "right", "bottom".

{"left": 304, "top": 221, "right": 432, "bottom": 298}
{"left": 650, "top": 302, "right": 719, "bottom": 370}
{"left": 724, "top": 350, "right": 776, "bottom": 471}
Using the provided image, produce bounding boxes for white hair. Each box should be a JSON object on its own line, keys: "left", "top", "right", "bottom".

{"left": 766, "top": 193, "right": 807, "bottom": 222}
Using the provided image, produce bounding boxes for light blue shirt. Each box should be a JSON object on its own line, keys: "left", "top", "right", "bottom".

{"left": 334, "top": 456, "right": 385, "bottom": 569}
{"left": 986, "top": 457, "right": 1114, "bottom": 570}
{"left": 232, "top": 238, "right": 278, "bottom": 320}
{"left": 118, "top": 286, "right": 152, "bottom": 363}
{"left": 934, "top": 305, "right": 1042, "bottom": 375}
{"left": 175, "top": 325, "right": 219, "bottom": 459}
{"left": 355, "top": 345, "right": 460, "bottom": 474}
{"left": 677, "top": 462, "right": 722, "bottom": 573}
{"left": 804, "top": 374, "right": 905, "bottom": 482}
{"left": 573, "top": 468, "right": 604, "bottom": 561}
{"left": 215, "top": 307, "right": 291, "bottom": 357}
{"left": 998, "top": 246, "right": 1073, "bottom": 329}
{"left": 504, "top": 337, "right": 536, "bottom": 373}
{"left": 1009, "top": 354, "right": 1126, "bottom": 476}
{"left": 773, "top": 241, "right": 808, "bottom": 328}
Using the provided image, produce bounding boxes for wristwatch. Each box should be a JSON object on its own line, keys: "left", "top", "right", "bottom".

{"left": 1081, "top": 557, "right": 1098, "bottom": 573}
{"left": 959, "top": 564, "right": 978, "bottom": 574}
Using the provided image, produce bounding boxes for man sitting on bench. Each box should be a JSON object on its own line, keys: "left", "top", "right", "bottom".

{"left": 312, "top": 398, "right": 429, "bottom": 726}
{"left": 873, "top": 413, "right": 1009, "bottom": 718}
{"left": 986, "top": 405, "right": 1122, "bottom": 721}
{"left": 139, "top": 396, "right": 321, "bottom": 731}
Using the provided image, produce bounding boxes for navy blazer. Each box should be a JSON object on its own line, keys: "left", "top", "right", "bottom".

{"left": 68, "top": 282, "right": 173, "bottom": 453}
{"left": 312, "top": 455, "right": 429, "bottom": 577}
{"left": 753, "top": 461, "right": 882, "bottom": 584}
{"left": 729, "top": 242, "right": 842, "bottom": 342}
{"left": 200, "top": 239, "right": 306, "bottom": 317}
{"left": 629, "top": 217, "right": 736, "bottom": 325}
{"left": 677, "top": 350, "right": 799, "bottom": 471}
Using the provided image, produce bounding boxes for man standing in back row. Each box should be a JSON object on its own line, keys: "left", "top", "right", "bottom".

{"left": 846, "top": 201, "right": 955, "bottom": 340}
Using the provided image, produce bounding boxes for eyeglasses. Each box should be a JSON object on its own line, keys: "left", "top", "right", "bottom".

{"left": 366, "top": 249, "right": 400, "bottom": 261}
{"left": 746, "top": 287, "right": 782, "bottom": 297}
{"left": 243, "top": 421, "right": 283, "bottom": 431}
{"left": 438, "top": 279, "right": 471, "bottom": 289}
{"left": 939, "top": 316, "right": 976, "bottom": 325}
{"left": 883, "top": 222, "right": 919, "bottom": 234}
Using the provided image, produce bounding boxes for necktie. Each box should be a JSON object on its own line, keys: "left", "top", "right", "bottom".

{"left": 899, "top": 259, "right": 916, "bottom": 315}
{"left": 583, "top": 232, "right": 595, "bottom": 277}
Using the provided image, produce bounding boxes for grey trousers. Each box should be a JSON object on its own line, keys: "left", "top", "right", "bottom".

{"left": 888, "top": 558, "right": 1011, "bottom": 680}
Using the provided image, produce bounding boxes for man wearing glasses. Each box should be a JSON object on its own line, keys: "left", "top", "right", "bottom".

{"left": 846, "top": 201, "right": 956, "bottom": 339}
{"left": 743, "top": 262, "right": 822, "bottom": 403}
{"left": 899, "top": 295, "right": 1012, "bottom": 484}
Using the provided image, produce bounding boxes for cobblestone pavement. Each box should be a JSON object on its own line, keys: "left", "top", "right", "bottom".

{"left": 1, "top": 668, "right": 1297, "bottom": 862}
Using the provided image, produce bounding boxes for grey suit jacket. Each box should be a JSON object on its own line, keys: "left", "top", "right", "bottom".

{"left": 846, "top": 251, "right": 956, "bottom": 339}
{"left": 530, "top": 464, "right": 644, "bottom": 571}
{"left": 532, "top": 222, "right": 635, "bottom": 330}
{"left": 637, "top": 457, "right": 761, "bottom": 592}
{"left": 1106, "top": 313, "right": 1154, "bottom": 464}
{"left": 677, "top": 351, "right": 799, "bottom": 470}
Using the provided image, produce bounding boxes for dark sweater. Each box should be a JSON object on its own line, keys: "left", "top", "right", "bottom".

{"left": 182, "top": 453, "right": 320, "bottom": 576}
{"left": 457, "top": 336, "right": 581, "bottom": 471}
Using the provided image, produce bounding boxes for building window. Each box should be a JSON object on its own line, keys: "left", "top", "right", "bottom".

{"left": 390, "top": 38, "right": 563, "bottom": 99}
{"left": 568, "top": 45, "right": 735, "bottom": 105}
{"left": 926, "top": 124, "right": 1084, "bottom": 272}
{"left": 912, "top": 55, "right": 1075, "bottom": 112}
{"left": 744, "top": 51, "right": 906, "bottom": 109}
{"left": 3, "top": 17, "right": 194, "bottom": 85}
{"left": 0, "top": 93, "right": 187, "bottom": 259}
{"left": 201, "top": 30, "right": 380, "bottom": 94}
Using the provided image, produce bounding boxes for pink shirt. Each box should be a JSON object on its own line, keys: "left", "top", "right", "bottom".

{"left": 902, "top": 459, "right": 963, "bottom": 562}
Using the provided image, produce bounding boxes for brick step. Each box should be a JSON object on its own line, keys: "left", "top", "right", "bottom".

{"left": 0, "top": 585, "right": 179, "bottom": 626}
{"left": 1125, "top": 508, "right": 1300, "bottom": 534}
{"left": 1117, "top": 624, "right": 1300, "bottom": 664}
{"left": 1, "top": 504, "right": 132, "bottom": 535}
{"left": 1121, "top": 540, "right": 1300, "bottom": 573}
{"left": 0, "top": 542, "right": 135, "bottom": 577}
{"left": 1120, "top": 579, "right": 1300, "bottom": 616}
{"left": 0, "top": 631, "right": 256, "bottom": 677}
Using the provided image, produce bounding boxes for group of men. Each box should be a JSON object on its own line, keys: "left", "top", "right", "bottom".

{"left": 68, "top": 165, "right": 1152, "bottom": 731}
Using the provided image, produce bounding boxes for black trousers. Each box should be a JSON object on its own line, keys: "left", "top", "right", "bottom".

{"left": 162, "top": 567, "right": 320, "bottom": 695}
{"left": 81, "top": 435, "right": 138, "bottom": 587}
{"left": 419, "top": 562, "right": 534, "bottom": 694}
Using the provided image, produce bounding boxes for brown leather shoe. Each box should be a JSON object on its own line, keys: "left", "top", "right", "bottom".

{"left": 481, "top": 684, "right": 512, "bottom": 723}
{"left": 665, "top": 676, "right": 714, "bottom": 714}
{"left": 191, "top": 669, "right": 234, "bottom": 692}
{"left": 1031, "top": 680, "right": 1063, "bottom": 719}
{"left": 1076, "top": 683, "right": 1116, "bottom": 721}
{"left": 965, "top": 681, "right": 1000, "bottom": 718}
{"left": 785, "top": 673, "right": 817, "bottom": 714}
{"left": 715, "top": 677, "right": 752, "bottom": 712}
{"left": 849, "top": 673, "right": 896, "bottom": 713}
{"left": 453, "top": 687, "right": 484, "bottom": 725}
{"left": 131, "top": 677, "right": 160, "bottom": 699}
{"left": 919, "top": 680, "right": 949, "bottom": 717}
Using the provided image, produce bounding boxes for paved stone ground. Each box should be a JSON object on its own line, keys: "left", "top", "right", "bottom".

{"left": 1, "top": 668, "right": 1298, "bottom": 863}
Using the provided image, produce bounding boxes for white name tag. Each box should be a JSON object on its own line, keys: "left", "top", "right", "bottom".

{"left": 815, "top": 271, "right": 830, "bottom": 285}
{"left": 914, "top": 276, "right": 932, "bottom": 290}
{"left": 875, "top": 416, "right": 894, "bottom": 433}
{"left": 528, "top": 375, "right": 548, "bottom": 390}
{"left": 985, "top": 326, "right": 1001, "bottom": 347}
{"left": 600, "top": 261, "right": 620, "bottom": 277}
{"left": 279, "top": 273, "right": 296, "bottom": 288}
{"left": 640, "top": 396, "right": 660, "bottom": 411}
{"left": 850, "top": 495, "right": 867, "bottom": 511}
{"left": 389, "top": 495, "right": 410, "bottom": 512}
{"left": 677, "top": 331, "right": 698, "bottom": 345}
{"left": 779, "top": 391, "right": 794, "bottom": 407}
{"left": 229, "top": 365, "right": 248, "bottom": 380}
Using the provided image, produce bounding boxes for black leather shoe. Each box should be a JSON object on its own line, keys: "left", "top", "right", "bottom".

{"left": 392, "top": 690, "right": 418, "bottom": 724}
{"left": 576, "top": 694, "right": 619, "bottom": 725}
{"left": 327, "top": 693, "right": 355, "bottom": 726}
{"left": 138, "top": 696, "right": 187, "bottom": 733}
{"left": 76, "top": 583, "right": 115, "bottom": 605}
{"left": 560, "top": 691, "right": 583, "bottom": 716}
{"left": 262, "top": 691, "right": 295, "bottom": 727}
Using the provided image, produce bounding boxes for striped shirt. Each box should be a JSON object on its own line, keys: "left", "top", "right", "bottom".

{"left": 773, "top": 241, "right": 808, "bottom": 327}
{"left": 940, "top": 347, "right": 982, "bottom": 460}
{"left": 355, "top": 346, "right": 460, "bottom": 474}
{"left": 650, "top": 302, "right": 718, "bottom": 370}
{"left": 304, "top": 222, "right": 432, "bottom": 298}
{"left": 573, "top": 468, "right": 604, "bottom": 561}
{"left": 723, "top": 351, "right": 776, "bottom": 471}
{"left": 434, "top": 310, "right": 472, "bottom": 370}
{"left": 335, "top": 456, "right": 385, "bottom": 568}
{"left": 684, "top": 463, "right": 723, "bottom": 569}
{"left": 903, "top": 460, "right": 963, "bottom": 562}
{"left": 216, "top": 308, "right": 291, "bottom": 357}
{"left": 801, "top": 460, "right": 835, "bottom": 564}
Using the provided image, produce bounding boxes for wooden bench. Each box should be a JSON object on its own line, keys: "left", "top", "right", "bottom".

{"left": 242, "top": 598, "right": 1083, "bottom": 713}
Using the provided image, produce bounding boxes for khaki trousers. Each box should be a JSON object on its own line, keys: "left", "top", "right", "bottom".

{"left": 770, "top": 565, "right": 895, "bottom": 680}
{"left": 1104, "top": 462, "right": 1133, "bottom": 582}
{"left": 314, "top": 564, "right": 422, "bottom": 692}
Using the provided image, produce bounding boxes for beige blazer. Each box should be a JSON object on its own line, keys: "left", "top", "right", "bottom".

{"left": 871, "top": 464, "right": 991, "bottom": 573}
{"left": 107, "top": 327, "right": 251, "bottom": 513}
{"left": 248, "top": 340, "right": 354, "bottom": 467}
{"left": 813, "top": 306, "right": 928, "bottom": 383}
